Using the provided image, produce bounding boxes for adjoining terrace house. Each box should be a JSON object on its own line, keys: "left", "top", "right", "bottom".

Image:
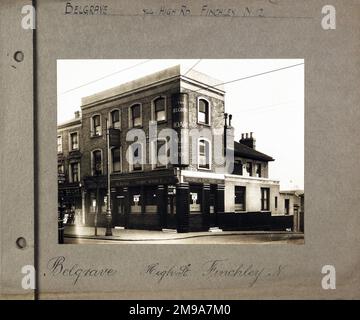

{"left": 57, "top": 65, "right": 301, "bottom": 232}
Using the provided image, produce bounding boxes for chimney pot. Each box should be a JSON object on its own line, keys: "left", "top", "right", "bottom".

{"left": 250, "top": 132, "right": 253, "bottom": 138}
{"left": 229, "top": 114, "right": 232, "bottom": 126}
{"left": 224, "top": 113, "right": 228, "bottom": 126}
{"left": 241, "top": 133, "right": 244, "bottom": 139}
{"left": 246, "top": 133, "right": 249, "bottom": 139}
{"left": 74, "top": 111, "right": 80, "bottom": 118}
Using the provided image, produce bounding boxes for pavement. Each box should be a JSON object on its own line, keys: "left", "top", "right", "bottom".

{"left": 64, "top": 225, "right": 304, "bottom": 244}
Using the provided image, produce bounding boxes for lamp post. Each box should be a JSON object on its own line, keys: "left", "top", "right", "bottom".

{"left": 58, "top": 172, "right": 66, "bottom": 243}
{"left": 105, "top": 118, "right": 113, "bottom": 236}
{"left": 293, "top": 204, "right": 300, "bottom": 232}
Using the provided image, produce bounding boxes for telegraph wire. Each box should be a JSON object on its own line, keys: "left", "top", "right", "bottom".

{"left": 238, "top": 100, "right": 299, "bottom": 113}
{"left": 60, "top": 60, "right": 303, "bottom": 96}
{"left": 190, "top": 62, "right": 304, "bottom": 94}
{"left": 183, "top": 59, "right": 202, "bottom": 76}
{"left": 60, "top": 59, "right": 152, "bottom": 95}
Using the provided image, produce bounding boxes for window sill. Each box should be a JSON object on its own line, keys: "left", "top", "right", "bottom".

{"left": 197, "top": 167, "right": 212, "bottom": 171}
{"left": 197, "top": 122, "right": 211, "bottom": 127}
{"left": 153, "top": 166, "right": 168, "bottom": 170}
{"left": 156, "top": 120, "right": 167, "bottom": 125}
{"left": 130, "top": 169, "right": 144, "bottom": 173}
{"left": 90, "top": 134, "right": 102, "bottom": 139}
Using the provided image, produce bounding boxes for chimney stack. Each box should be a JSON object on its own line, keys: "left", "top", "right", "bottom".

{"left": 240, "top": 132, "right": 256, "bottom": 149}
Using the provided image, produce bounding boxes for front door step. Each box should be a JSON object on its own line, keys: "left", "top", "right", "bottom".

{"left": 162, "top": 228, "right": 177, "bottom": 233}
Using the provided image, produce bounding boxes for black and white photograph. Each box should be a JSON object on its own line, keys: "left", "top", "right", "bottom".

{"left": 57, "top": 59, "right": 304, "bottom": 245}
{"left": 2, "top": 0, "right": 360, "bottom": 303}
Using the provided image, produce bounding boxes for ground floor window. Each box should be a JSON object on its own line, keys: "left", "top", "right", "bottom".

{"left": 235, "top": 186, "right": 246, "bottom": 211}
{"left": 261, "top": 188, "right": 270, "bottom": 211}
{"left": 144, "top": 186, "right": 157, "bottom": 213}
{"left": 89, "top": 193, "right": 97, "bottom": 213}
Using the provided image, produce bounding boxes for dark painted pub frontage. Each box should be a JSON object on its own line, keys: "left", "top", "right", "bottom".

{"left": 83, "top": 169, "right": 224, "bottom": 233}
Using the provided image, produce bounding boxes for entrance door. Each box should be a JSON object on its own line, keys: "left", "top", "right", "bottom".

{"left": 114, "top": 196, "right": 125, "bottom": 226}
{"left": 165, "top": 194, "right": 176, "bottom": 229}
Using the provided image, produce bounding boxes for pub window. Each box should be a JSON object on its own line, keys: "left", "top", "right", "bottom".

{"left": 129, "top": 104, "right": 142, "bottom": 127}
{"left": 89, "top": 193, "right": 96, "bottom": 213}
{"left": 131, "top": 143, "right": 143, "bottom": 172}
{"left": 91, "top": 114, "right": 102, "bottom": 136}
{"left": 155, "top": 139, "right": 168, "bottom": 168}
{"left": 197, "top": 98, "right": 210, "bottom": 125}
{"left": 153, "top": 97, "right": 166, "bottom": 122}
{"left": 255, "top": 163, "right": 262, "bottom": 177}
{"left": 235, "top": 186, "right": 246, "bottom": 211}
{"left": 70, "top": 132, "right": 79, "bottom": 150}
{"left": 261, "top": 188, "right": 270, "bottom": 211}
{"left": 57, "top": 135, "right": 62, "bottom": 153}
{"left": 69, "top": 162, "right": 80, "bottom": 183}
{"left": 92, "top": 150, "right": 103, "bottom": 175}
{"left": 198, "top": 139, "right": 211, "bottom": 170}
{"left": 110, "top": 109, "right": 120, "bottom": 129}
{"left": 246, "top": 162, "right": 253, "bottom": 177}
{"left": 111, "top": 147, "right": 121, "bottom": 173}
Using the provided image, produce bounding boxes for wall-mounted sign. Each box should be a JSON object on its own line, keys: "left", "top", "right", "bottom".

{"left": 190, "top": 192, "right": 198, "bottom": 203}
{"left": 171, "top": 93, "right": 189, "bottom": 167}
{"left": 133, "top": 194, "right": 140, "bottom": 204}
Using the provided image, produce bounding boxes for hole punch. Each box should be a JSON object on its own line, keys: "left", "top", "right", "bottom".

{"left": 13, "top": 51, "right": 24, "bottom": 62}
{"left": 16, "top": 237, "right": 27, "bottom": 249}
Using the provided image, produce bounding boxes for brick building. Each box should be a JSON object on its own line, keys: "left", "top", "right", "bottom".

{"left": 58, "top": 65, "right": 300, "bottom": 232}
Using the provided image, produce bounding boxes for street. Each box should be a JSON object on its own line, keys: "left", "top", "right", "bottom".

{"left": 64, "top": 232, "right": 304, "bottom": 245}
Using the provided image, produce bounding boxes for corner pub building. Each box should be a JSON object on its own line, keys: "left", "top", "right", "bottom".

{"left": 58, "top": 65, "right": 299, "bottom": 233}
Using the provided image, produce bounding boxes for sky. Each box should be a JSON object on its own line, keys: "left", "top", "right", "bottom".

{"left": 57, "top": 59, "right": 304, "bottom": 190}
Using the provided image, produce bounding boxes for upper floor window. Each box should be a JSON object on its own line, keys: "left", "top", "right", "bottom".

{"left": 130, "top": 104, "right": 142, "bottom": 127}
{"left": 58, "top": 164, "right": 64, "bottom": 174}
{"left": 284, "top": 199, "right": 290, "bottom": 215}
{"left": 197, "top": 98, "right": 210, "bottom": 125}
{"left": 198, "top": 139, "right": 211, "bottom": 170}
{"left": 92, "top": 150, "right": 103, "bottom": 176}
{"left": 57, "top": 135, "right": 62, "bottom": 153}
{"left": 233, "top": 160, "right": 243, "bottom": 175}
{"left": 111, "top": 147, "right": 121, "bottom": 173}
{"left": 261, "top": 188, "right": 270, "bottom": 211}
{"left": 70, "top": 132, "right": 79, "bottom": 150}
{"left": 255, "top": 163, "right": 262, "bottom": 178}
{"left": 69, "top": 162, "right": 80, "bottom": 183}
{"left": 91, "top": 114, "right": 102, "bottom": 136}
{"left": 155, "top": 139, "right": 168, "bottom": 169}
{"left": 153, "top": 97, "right": 166, "bottom": 122}
{"left": 110, "top": 109, "right": 120, "bottom": 129}
{"left": 131, "top": 143, "right": 143, "bottom": 172}
{"left": 245, "top": 162, "right": 253, "bottom": 177}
